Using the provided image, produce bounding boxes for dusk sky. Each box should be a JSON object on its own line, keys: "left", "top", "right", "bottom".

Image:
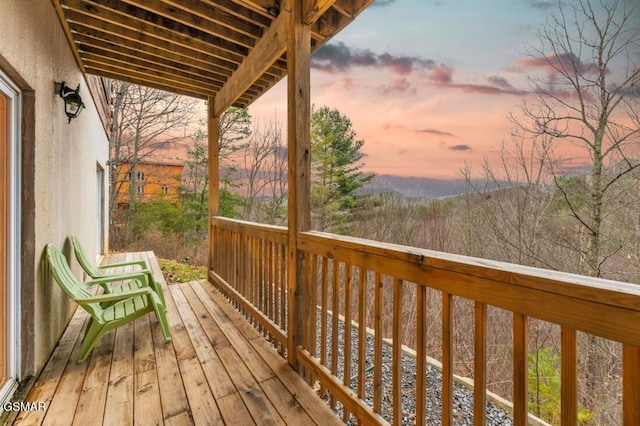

{"left": 247, "top": 0, "right": 637, "bottom": 180}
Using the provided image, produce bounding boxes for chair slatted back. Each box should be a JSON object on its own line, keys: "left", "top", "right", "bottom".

{"left": 46, "top": 244, "right": 104, "bottom": 321}
{"left": 71, "top": 235, "right": 102, "bottom": 278}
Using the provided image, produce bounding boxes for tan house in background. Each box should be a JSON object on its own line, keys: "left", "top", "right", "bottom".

{"left": 115, "top": 160, "right": 184, "bottom": 205}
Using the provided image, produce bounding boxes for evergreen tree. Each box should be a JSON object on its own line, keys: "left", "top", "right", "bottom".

{"left": 311, "top": 106, "right": 373, "bottom": 232}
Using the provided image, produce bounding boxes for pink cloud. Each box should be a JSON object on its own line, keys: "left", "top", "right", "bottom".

{"left": 515, "top": 52, "right": 600, "bottom": 75}
{"left": 311, "top": 42, "right": 436, "bottom": 75}
{"left": 429, "top": 66, "right": 453, "bottom": 84}
{"left": 417, "top": 128, "right": 456, "bottom": 137}
{"left": 378, "top": 78, "right": 415, "bottom": 95}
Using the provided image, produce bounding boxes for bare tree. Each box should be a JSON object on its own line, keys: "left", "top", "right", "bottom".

{"left": 239, "top": 117, "right": 287, "bottom": 223}
{"left": 512, "top": 0, "right": 640, "bottom": 278}
{"left": 461, "top": 132, "right": 560, "bottom": 269}
{"left": 109, "top": 81, "right": 199, "bottom": 233}
{"left": 507, "top": 0, "right": 640, "bottom": 420}
{"left": 182, "top": 107, "right": 251, "bottom": 229}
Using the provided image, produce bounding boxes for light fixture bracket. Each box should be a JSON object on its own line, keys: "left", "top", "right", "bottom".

{"left": 55, "top": 81, "right": 84, "bottom": 123}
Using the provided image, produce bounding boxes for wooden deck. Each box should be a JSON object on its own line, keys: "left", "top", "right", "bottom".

{"left": 14, "top": 252, "right": 342, "bottom": 426}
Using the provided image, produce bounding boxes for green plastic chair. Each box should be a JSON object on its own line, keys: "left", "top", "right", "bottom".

{"left": 71, "top": 235, "right": 166, "bottom": 308}
{"left": 46, "top": 243, "right": 172, "bottom": 363}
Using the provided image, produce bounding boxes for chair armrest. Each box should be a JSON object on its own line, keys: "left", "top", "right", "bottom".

{"left": 99, "top": 260, "right": 148, "bottom": 270}
{"left": 84, "top": 272, "right": 149, "bottom": 287}
{"left": 77, "top": 287, "right": 152, "bottom": 304}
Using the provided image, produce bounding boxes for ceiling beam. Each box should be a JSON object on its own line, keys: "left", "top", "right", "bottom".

{"left": 303, "top": 0, "right": 337, "bottom": 25}
{"left": 213, "top": 8, "right": 289, "bottom": 116}
{"left": 121, "top": 0, "right": 257, "bottom": 49}
{"left": 65, "top": 0, "right": 248, "bottom": 63}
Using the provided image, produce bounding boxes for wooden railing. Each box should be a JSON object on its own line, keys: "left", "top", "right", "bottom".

{"left": 209, "top": 216, "right": 640, "bottom": 425}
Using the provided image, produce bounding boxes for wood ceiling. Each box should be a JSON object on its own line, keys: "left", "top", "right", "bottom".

{"left": 51, "top": 0, "right": 373, "bottom": 113}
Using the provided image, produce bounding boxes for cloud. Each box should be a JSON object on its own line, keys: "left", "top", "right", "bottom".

{"left": 425, "top": 67, "right": 526, "bottom": 95}
{"left": 417, "top": 128, "right": 456, "bottom": 137}
{"left": 313, "top": 44, "right": 527, "bottom": 97}
{"left": 428, "top": 65, "right": 453, "bottom": 84}
{"left": 378, "top": 78, "right": 416, "bottom": 95}
{"left": 526, "top": 1, "right": 557, "bottom": 10}
{"left": 312, "top": 42, "right": 436, "bottom": 75}
{"left": 514, "top": 53, "right": 599, "bottom": 75}
{"left": 487, "top": 75, "right": 517, "bottom": 90}
{"left": 453, "top": 83, "right": 526, "bottom": 95}
{"left": 370, "top": 0, "right": 396, "bottom": 7}
{"left": 449, "top": 144, "right": 472, "bottom": 151}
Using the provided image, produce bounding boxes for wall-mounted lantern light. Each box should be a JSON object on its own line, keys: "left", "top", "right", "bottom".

{"left": 55, "top": 81, "right": 84, "bottom": 123}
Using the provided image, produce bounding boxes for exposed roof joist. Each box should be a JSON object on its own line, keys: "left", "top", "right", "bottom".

{"left": 51, "top": 0, "right": 373, "bottom": 108}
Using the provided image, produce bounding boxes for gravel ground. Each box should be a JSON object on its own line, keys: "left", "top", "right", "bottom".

{"left": 316, "top": 312, "right": 514, "bottom": 425}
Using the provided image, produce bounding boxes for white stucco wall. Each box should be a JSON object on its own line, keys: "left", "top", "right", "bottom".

{"left": 1, "top": 0, "right": 110, "bottom": 372}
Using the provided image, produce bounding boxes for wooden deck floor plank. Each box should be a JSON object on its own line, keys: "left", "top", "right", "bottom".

{"left": 168, "top": 285, "right": 223, "bottom": 426}
{"left": 164, "top": 412, "right": 194, "bottom": 426}
{"left": 178, "top": 355, "right": 224, "bottom": 425}
{"left": 134, "top": 369, "right": 163, "bottom": 425}
{"left": 198, "top": 281, "right": 268, "bottom": 339}
{"left": 14, "top": 312, "right": 88, "bottom": 426}
{"left": 200, "top": 281, "right": 344, "bottom": 425}
{"left": 190, "top": 281, "right": 275, "bottom": 383}
{"left": 173, "top": 284, "right": 237, "bottom": 399}
{"left": 40, "top": 318, "right": 90, "bottom": 426}
{"left": 150, "top": 287, "right": 192, "bottom": 423}
{"left": 70, "top": 328, "right": 114, "bottom": 426}
{"left": 165, "top": 284, "right": 198, "bottom": 361}
{"left": 259, "top": 376, "right": 316, "bottom": 425}
{"left": 216, "top": 391, "right": 256, "bottom": 425}
{"left": 133, "top": 314, "right": 163, "bottom": 426}
{"left": 180, "top": 283, "right": 231, "bottom": 351}
{"left": 103, "top": 322, "right": 135, "bottom": 426}
{"left": 216, "top": 346, "right": 286, "bottom": 425}
{"left": 145, "top": 251, "right": 167, "bottom": 285}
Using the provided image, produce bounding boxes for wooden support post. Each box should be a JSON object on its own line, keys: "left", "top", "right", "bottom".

{"left": 286, "top": 0, "right": 311, "bottom": 370}
{"left": 208, "top": 98, "right": 220, "bottom": 271}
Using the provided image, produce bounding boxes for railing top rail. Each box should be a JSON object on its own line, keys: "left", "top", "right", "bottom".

{"left": 211, "top": 217, "right": 640, "bottom": 345}
{"left": 297, "top": 230, "right": 640, "bottom": 346}
{"left": 212, "top": 216, "right": 288, "bottom": 243}
{"left": 299, "top": 230, "right": 640, "bottom": 300}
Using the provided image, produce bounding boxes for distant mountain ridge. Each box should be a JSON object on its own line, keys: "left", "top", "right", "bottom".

{"left": 364, "top": 174, "right": 468, "bottom": 198}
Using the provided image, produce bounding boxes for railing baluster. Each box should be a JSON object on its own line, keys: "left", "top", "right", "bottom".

{"left": 373, "top": 271, "right": 383, "bottom": 414}
{"left": 343, "top": 263, "right": 353, "bottom": 422}
{"left": 561, "top": 326, "right": 577, "bottom": 425}
{"left": 357, "top": 267, "right": 366, "bottom": 415}
{"left": 320, "top": 256, "right": 329, "bottom": 399}
{"left": 442, "top": 292, "right": 453, "bottom": 426}
{"left": 308, "top": 253, "right": 318, "bottom": 385}
{"left": 272, "top": 243, "right": 282, "bottom": 330}
{"left": 265, "top": 240, "right": 271, "bottom": 325}
{"left": 623, "top": 344, "right": 640, "bottom": 425}
{"left": 474, "top": 302, "right": 487, "bottom": 426}
{"left": 280, "top": 243, "right": 287, "bottom": 336}
{"left": 393, "top": 278, "right": 403, "bottom": 426}
{"left": 512, "top": 313, "right": 528, "bottom": 426}
{"left": 416, "top": 284, "right": 427, "bottom": 426}
{"left": 331, "top": 259, "right": 339, "bottom": 409}
{"left": 249, "top": 235, "right": 256, "bottom": 325}
{"left": 259, "top": 239, "right": 265, "bottom": 333}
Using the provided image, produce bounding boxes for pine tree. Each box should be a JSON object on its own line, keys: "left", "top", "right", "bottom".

{"left": 311, "top": 106, "right": 374, "bottom": 233}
